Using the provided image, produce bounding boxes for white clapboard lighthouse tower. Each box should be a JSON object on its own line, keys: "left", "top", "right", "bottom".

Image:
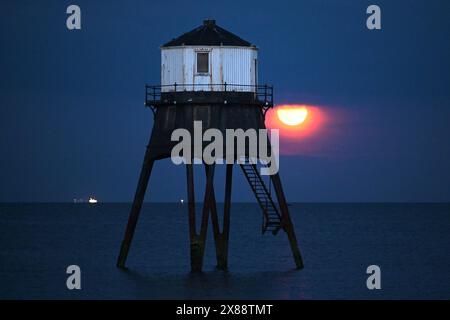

{"left": 161, "top": 19, "right": 258, "bottom": 92}
{"left": 117, "top": 20, "right": 304, "bottom": 272}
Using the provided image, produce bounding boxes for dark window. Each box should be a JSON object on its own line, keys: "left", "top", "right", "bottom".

{"left": 197, "top": 52, "right": 209, "bottom": 73}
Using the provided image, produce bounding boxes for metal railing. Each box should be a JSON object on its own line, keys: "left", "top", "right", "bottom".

{"left": 145, "top": 83, "right": 273, "bottom": 106}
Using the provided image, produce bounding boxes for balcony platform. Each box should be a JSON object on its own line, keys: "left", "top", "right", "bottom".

{"left": 145, "top": 84, "right": 273, "bottom": 110}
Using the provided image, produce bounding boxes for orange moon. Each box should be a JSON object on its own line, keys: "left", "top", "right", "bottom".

{"left": 265, "top": 104, "right": 324, "bottom": 140}
{"left": 277, "top": 107, "right": 308, "bottom": 126}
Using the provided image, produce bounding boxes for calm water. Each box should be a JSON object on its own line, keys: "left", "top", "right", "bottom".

{"left": 0, "top": 203, "right": 449, "bottom": 299}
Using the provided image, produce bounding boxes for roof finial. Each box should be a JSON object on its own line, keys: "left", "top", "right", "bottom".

{"left": 203, "top": 19, "right": 216, "bottom": 27}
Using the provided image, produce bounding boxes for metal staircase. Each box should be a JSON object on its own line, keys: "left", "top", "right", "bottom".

{"left": 240, "top": 162, "right": 282, "bottom": 235}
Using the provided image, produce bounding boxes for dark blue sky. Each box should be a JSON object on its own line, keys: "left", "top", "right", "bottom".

{"left": 1, "top": 0, "right": 449, "bottom": 202}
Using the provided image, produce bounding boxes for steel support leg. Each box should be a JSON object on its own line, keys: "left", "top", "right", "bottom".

{"left": 208, "top": 164, "right": 233, "bottom": 270}
{"left": 117, "top": 145, "right": 155, "bottom": 268}
{"left": 271, "top": 173, "right": 304, "bottom": 269}
{"left": 187, "top": 163, "right": 215, "bottom": 272}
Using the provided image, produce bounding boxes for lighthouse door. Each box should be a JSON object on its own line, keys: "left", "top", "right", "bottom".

{"left": 194, "top": 51, "right": 211, "bottom": 91}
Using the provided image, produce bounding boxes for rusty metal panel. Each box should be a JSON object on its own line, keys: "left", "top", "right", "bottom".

{"left": 147, "top": 102, "right": 266, "bottom": 161}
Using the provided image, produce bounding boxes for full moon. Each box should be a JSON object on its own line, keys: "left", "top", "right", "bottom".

{"left": 277, "top": 107, "right": 308, "bottom": 126}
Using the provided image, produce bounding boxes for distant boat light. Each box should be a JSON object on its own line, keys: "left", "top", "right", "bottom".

{"left": 88, "top": 197, "right": 98, "bottom": 204}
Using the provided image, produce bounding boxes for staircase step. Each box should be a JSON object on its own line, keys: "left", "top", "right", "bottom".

{"left": 240, "top": 163, "right": 283, "bottom": 235}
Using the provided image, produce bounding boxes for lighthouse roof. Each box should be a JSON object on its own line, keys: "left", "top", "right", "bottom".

{"left": 162, "top": 20, "right": 253, "bottom": 48}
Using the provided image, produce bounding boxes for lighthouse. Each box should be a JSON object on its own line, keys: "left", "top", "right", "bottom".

{"left": 161, "top": 19, "right": 258, "bottom": 92}
{"left": 117, "top": 20, "right": 304, "bottom": 272}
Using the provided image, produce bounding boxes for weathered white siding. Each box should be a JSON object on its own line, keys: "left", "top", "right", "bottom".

{"left": 161, "top": 46, "right": 258, "bottom": 92}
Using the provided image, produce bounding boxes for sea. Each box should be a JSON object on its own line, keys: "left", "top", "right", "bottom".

{"left": 0, "top": 203, "right": 449, "bottom": 299}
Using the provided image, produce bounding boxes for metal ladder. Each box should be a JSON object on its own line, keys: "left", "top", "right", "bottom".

{"left": 240, "top": 162, "right": 282, "bottom": 235}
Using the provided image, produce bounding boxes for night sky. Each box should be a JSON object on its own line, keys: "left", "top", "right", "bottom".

{"left": 1, "top": 0, "right": 449, "bottom": 202}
